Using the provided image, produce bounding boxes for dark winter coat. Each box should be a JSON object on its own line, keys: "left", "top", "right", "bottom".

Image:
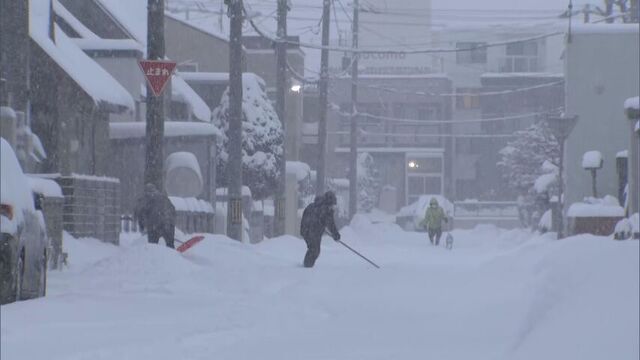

{"left": 135, "top": 185, "right": 176, "bottom": 233}
{"left": 300, "top": 196, "right": 340, "bottom": 241}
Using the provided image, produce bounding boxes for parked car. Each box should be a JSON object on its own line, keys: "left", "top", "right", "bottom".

{"left": 1, "top": 138, "right": 49, "bottom": 304}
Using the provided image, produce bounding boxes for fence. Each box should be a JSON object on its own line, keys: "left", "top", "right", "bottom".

{"left": 453, "top": 201, "right": 520, "bottom": 229}
{"left": 121, "top": 197, "right": 215, "bottom": 235}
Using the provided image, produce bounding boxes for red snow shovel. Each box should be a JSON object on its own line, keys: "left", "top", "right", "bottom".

{"left": 176, "top": 235, "right": 205, "bottom": 253}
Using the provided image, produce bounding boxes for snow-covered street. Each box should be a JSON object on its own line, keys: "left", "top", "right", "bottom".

{"left": 2, "top": 219, "right": 638, "bottom": 360}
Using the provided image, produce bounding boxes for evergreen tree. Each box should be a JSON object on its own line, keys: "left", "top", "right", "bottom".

{"left": 497, "top": 121, "right": 560, "bottom": 194}
{"left": 357, "top": 152, "right": 381, "bottom": 213}
{"left": 212, "top": 74, "right": 284, "bottom": 200}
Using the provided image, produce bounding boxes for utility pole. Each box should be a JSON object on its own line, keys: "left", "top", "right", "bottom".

{"left": 316, "top": 0, "right": 331, "bottom": 196}
{"left": 348, "top": 0, "right": 359, "bottom": 218}
{"left": 144, "top": 0, "right": 166, "bottom": 191}
{"left": 274, "top": 0, "right": 288, "bottom": 236}
{"left": 226, "top": 0, "right": 244, "bottom": 241}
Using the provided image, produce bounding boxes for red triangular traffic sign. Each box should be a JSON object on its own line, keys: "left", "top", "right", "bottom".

{"left": 139, "top": 60, "right": 177, "bottom": 96}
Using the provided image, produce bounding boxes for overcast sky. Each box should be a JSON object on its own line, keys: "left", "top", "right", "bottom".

{"left": 430, "top": 0, "right": 572, "bottom": 10}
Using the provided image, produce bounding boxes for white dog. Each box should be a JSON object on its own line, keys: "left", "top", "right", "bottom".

{"left": 445, "top": 232, "right": 454, "bottom": 250}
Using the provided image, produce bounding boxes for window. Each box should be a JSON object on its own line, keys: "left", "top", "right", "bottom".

{"left": 506, "top": 42, "right": 538, "bottom": 56}
{"left": 456, "top": 88, "right": 481, "bottom": 110}
{"left": 456, "top": 42, "right": 487, "bottom": 64}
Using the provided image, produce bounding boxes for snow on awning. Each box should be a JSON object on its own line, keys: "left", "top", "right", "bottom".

{"left": 109, "top": 121, "right": 221, "bottom": 140}
{"left": 30, "top": 0, "right": 134, "bottom": 111}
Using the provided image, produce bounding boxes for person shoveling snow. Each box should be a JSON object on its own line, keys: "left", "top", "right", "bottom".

{"left": 300, "top": 191, "right": 341, "bottom": 267}
{"left": 134, "top": 183, "right": 176, "bottom": 249}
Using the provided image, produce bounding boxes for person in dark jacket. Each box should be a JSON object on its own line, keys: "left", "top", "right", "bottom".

{"left": 300, "top": 191, "right": 341, "bottom": 267}
{"left": 134, "top": 183, "right": 176, "bottom": 248}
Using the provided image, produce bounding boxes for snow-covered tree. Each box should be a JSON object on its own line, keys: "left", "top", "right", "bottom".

{"left": 357, "top": 152, "right": 381, "bottom": 213}
{"left": 498, "top": 121, "right": 560, "bottom": 193}
{"left": 212, "top": 74, "right": 284, "bottom": 200}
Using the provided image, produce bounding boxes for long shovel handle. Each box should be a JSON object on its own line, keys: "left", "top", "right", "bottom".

{"left": 337, "top": 240, "right": 380, "bottom": 269}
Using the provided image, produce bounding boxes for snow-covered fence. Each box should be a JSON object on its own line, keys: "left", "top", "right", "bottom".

{"left": 170, "top": 197, "right": 214, "bottom": 234}
{"left": 41, "top": 174, "right": 121, "bottom": 244}
{"left": 120, "top": 198, "right": 215, "bottom": 235}
{"left": 452, "top": 201, "right": 520, "bottom": 230}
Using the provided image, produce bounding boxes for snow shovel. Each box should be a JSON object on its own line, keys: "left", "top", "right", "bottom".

{"left": 176, "top": 235, "right": 205, "bottom": 253}
{"left": 337, "top": 240, "right": 380, "bottom": 269}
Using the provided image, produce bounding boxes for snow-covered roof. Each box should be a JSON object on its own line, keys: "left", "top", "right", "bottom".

{"left": 216, "top": 187, "right": 252, "bottom": 197}
{"left": 30, "top": 0, "right": 134, "bottom": 111}
{"left": 572, "top": 23, "right": 640, "bottom": 35}
{"left": 172, "top": 75, "right": 212, "bottom": 122}
{"left": 624, "top": 96, "right": 639, "bottom": 111}
{"left": 179, "top": 72, "right": 230, "bottom": 83}
{"left": 74, "top": 38, "right": 144, "bottom": 52}
{"left": 53, "top": 0, "right": 99, "bottom": 39}
{"left": 109, "top": 121, "right": 221, "bottom": 139}
{"left": 481, "top": 72, "right": 563, "bottom": 78}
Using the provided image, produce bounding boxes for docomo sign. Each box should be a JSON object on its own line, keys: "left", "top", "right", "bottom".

{"left": 139, "top": 60, "right": 177, "bottom": 96}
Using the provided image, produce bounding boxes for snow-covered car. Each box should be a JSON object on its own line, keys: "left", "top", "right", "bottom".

{"left": 0, "top": 138, "right": 49, "bottom": 304}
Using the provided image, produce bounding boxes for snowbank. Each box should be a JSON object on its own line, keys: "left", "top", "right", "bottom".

{"left": 582, "top": 150, "right": 603, "bottom": 169}
{"left": 567, "top": 196, "right": 625, "bottom": 218}
{"left": 1, "top": 224, "right": 637, "bottom": 360}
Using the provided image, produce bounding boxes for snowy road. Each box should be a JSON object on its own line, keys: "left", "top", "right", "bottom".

{"left": 1, "top": 218, "right": 638, "bottom": 360}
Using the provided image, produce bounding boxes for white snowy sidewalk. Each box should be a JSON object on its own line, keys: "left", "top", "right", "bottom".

{"left": 1, "top": 219, "right": 638, "bottom": 360}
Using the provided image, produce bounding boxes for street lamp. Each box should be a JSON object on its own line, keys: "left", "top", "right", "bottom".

{"left": 545, "top": 114, "right": 578, "bottom": 239}
{"left": 582, "top": 150, "right": 603, "bottom": 198}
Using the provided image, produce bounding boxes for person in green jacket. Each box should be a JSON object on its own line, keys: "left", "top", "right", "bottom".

{"left": 421, "top": 198, "right": 448, "bottom": 245}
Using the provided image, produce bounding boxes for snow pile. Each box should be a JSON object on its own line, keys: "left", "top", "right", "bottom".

{"left": 616, "top": 150, "right": 629, "bottom": 158}
{"left": 29, "top": 0, "right": 134, "bottom": 110}
{"left": 285, "top": 161, "right": 311, "bottom": 182}
{"left": 165, "top": 152, "right": 203, "bottom": 198}
{"left": 582, "top": 150, "right": 603, "bottom": 169}
{"left": 538, "top": 209, "right": 552, "bottom": 232}
{"left": 567, "top": 195, "right": 625, "bottom": 218}
{"left": 1, "top": 223, "right": 638, "bottom": 360}
{"left": 0, "top": 139, "right": 35, "bottom": 234}
{"left": 27, "top": 176, "right": 63, "bottom": 198}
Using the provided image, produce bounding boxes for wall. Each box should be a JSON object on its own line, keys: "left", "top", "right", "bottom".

{"left": 108, "top": 134, "right": 216, "bottom": 214}
{"left": 565, "top": 26, "right": 640, "bottom": 207}
{"left": 165, "top": 16, "right": 232, "bottom": 73}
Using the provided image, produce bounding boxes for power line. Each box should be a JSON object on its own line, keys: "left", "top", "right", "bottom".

{"left": 329, "top": 103, "right": 562, "bottom": 125}
{"left": 246, "top": 14, "right": 564, "bottom": 54}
